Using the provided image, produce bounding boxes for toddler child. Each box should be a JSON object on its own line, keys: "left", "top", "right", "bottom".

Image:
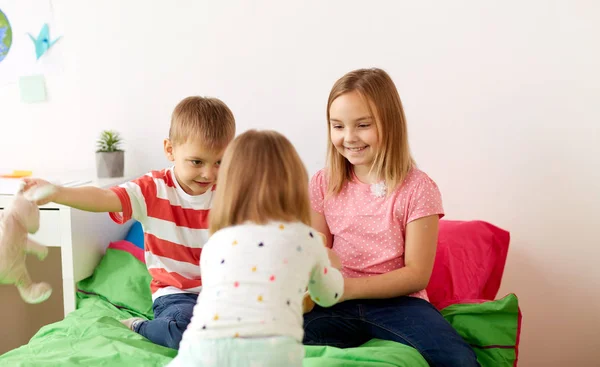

{"left": 168, "top": 129, "right": 344, "bottom": 367}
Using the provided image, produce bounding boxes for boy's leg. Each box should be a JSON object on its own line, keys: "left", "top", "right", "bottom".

{"left": 363, "top": 296, "right": 480, "bottom": 367}
{"left": 134, "top": 293, "right": 198, "bottom": 349}
{"left": 302, "top": 300, "right": 368, "bottom": 348}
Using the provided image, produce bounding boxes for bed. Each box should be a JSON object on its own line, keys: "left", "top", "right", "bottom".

{"left": 0, "top": 220, "right": 521, "bottom": 367}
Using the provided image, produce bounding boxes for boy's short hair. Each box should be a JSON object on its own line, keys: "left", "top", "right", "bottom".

{"left": 169, "top": 96, "right": 236, "bottom": 150}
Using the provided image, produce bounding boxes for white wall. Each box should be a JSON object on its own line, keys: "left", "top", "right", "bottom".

{"left": 1, "top": 1, "right": 599, "bottom": 365}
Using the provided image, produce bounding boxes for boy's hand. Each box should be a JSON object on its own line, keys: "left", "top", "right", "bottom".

{"left": 22, "top": 178, "right": 121, "bottom": 213}
{"left": 22, "top": 178, "right": 59, "bottom": 206}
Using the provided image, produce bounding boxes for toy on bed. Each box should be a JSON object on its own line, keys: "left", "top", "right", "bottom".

{"left": 303, "top": 232, "right": 337, "bottom": 314}
{"left": 0, "top": 181, "right": 56, "bottom": 304}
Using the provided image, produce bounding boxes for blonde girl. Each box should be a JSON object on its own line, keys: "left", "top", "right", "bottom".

{"left": 304, "top": 68, "right": 480, "bottom": 367}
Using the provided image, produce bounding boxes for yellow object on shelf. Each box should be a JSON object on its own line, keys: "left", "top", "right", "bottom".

{"left": 0, "top": 170, "right": 32, "bottom": 178}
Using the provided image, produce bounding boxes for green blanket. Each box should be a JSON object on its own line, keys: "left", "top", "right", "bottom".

{"left": 0, "top": 294, "right": 428, "bottom": 367}
{"left": 0, "top": 247, "right": 520, "bottom": 367}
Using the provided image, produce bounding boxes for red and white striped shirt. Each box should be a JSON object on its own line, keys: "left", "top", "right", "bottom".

{"left": 109, "top": 167, "right": 213, "bottom": 301}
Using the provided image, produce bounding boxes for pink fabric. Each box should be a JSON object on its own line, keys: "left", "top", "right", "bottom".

{"left": 426, "top": 220, "right": 510, "bottom": 309}
{"left": 309, "top": 167, "right": 444, "bottom": 300}
{"left": 108, "top": 240, "right": 145, "bottom": 264}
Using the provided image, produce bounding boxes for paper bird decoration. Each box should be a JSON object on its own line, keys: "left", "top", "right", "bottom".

{"left": 28, "top": 23, "right": 60, "bottom": 60}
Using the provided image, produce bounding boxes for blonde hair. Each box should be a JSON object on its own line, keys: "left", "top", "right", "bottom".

{"left": 326, "top": 68, "right": 414, "bottom": 196}
{"left": 169, "top": 96, "right": 236, "bottom": 150}
{"left": 209, "top": 129, "right": 311, "bottom": 234}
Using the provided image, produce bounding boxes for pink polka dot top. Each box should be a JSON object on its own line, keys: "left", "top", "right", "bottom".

{"left": 309, "top": 167, "right": 445, "bottom": 300}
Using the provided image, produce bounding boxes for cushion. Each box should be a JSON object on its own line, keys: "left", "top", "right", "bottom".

{"left": 426, "top": 220, "right": 510, "bottom": 309}
{"left": 124, "top": 220, "right": 144, "bottom": 249}
{"left": 77, "top": 240, "right": 153, "bottom": 319}
{"left": 440, "top": 294, "right": 521, "bottom": 366}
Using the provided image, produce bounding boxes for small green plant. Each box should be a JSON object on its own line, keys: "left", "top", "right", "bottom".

{"left": 96, "top": 130, "right": 123, "bottom": 153}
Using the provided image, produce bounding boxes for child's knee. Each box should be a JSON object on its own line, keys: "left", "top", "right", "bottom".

{"left": 164, "top": 323, "right": 185, "bottom": 350}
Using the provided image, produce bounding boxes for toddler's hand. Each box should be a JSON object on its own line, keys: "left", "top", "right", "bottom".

{"left": 302, "top": 293, "right": 315, "bottom": 314}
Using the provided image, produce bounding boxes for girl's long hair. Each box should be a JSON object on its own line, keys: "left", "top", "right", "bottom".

{"left": 209, "top": 129, "right": 311, "bottom": 234}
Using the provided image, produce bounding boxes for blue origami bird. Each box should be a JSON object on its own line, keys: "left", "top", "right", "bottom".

{"left": 28, "top": 23, "right": 60, "bottom": 60}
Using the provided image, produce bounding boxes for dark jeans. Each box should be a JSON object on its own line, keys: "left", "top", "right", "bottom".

{"left": 133, "top": 293, "right": 198, "bottom": 350}
{"left": 303, "top": 296, "right": 480, "bottom": 367}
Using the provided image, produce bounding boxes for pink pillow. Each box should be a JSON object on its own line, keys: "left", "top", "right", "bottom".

{"left": 426, "top": 220, "right": 510, "bottom": 310}
{"left": 107, "top": 240, "right": 145, "bottom": 264}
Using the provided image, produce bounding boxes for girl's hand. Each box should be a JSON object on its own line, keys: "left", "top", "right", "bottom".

{"left": 318, "top": 231, "right": 342, "bottom": 269}
{"left": 337, "top": 278, "right": 356, "bottom": 303}
{"left": 327, "top": 248, "right": 342, "bottom": 269}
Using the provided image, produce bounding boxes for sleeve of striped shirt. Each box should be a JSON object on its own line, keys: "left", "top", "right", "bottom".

{"left": 108, "top": 173, "right": 153, "bottom": 225}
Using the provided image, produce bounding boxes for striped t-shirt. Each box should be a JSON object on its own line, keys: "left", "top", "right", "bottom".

{"left": 109, "top": 167, "right": 213, "bottom": 301}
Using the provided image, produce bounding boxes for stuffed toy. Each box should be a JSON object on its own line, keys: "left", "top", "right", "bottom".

{"left": 0, "top": 181, "right": 56, "bottom": 304}
{"left": 303, "top": 233, "right": 340, "bottom": 314}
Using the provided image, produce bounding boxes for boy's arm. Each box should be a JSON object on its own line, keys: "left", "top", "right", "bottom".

{"left": 308, "top": 243, "right": 344, "bottom": 307}
{"left": 54, "top": 186, "right": 122, "bottom": 213}
{"left": 23, "top": 178, "right": 122, "bottom": 213}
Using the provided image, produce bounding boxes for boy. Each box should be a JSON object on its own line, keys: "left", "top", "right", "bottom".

{"left": 24, "top": 96, "right": 236, "bottom": 349}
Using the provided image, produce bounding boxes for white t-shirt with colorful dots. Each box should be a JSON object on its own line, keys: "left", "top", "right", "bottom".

{"left": 182, "top": 221, "right": 344, "bottom": 342}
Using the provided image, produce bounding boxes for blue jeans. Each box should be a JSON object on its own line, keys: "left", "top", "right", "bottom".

{"left": 133, "top": 293, "right": 198, "bottom": 350}
{"left": 303, "top": 296, "right": 480, "bottom": 367}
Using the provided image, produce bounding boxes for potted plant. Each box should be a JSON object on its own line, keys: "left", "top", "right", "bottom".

{"left": 95, "top": 130, "right": 124, "bottom": 178}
